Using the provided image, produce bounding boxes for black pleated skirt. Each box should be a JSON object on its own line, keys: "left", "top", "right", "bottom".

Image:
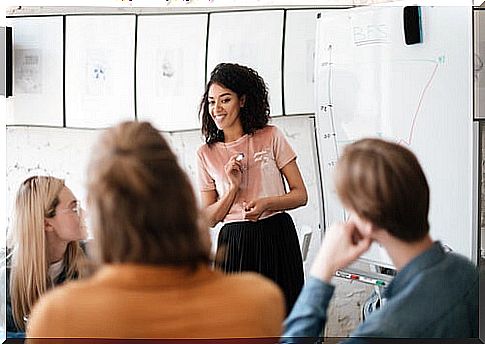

{"left": 216, "top": 212, "right": 304, "bottom": 315}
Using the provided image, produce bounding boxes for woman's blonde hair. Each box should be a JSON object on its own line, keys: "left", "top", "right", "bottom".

{"left": 7, "top": 176, "right": 86, "bottom": 331}
{"left": 87, "top": 121, "right": 210, "bottom": 267}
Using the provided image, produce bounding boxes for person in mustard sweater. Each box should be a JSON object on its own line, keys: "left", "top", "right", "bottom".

{"left": 26, "top": 121, "right": 284, "bottom": 339}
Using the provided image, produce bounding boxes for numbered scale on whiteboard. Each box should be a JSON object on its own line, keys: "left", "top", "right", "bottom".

{"left": 313, "top": 26, "right": 396, "bottom": 268}
{"left": 314, "top": 41, "right": 399, "bottom": 269}
{"left": 314, "top": 44, "right": 346, "bottom": 227}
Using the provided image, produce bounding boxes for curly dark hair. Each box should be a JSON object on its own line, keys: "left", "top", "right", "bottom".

{"left": 199, "top": 63, "right": 270, "bottom": 144}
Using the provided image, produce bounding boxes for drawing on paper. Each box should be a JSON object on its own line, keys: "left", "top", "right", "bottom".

{"left": 85, "top": 56, "right": 110, "bottom": 96}
{"left": 15, "top": 48, "right": 42, "bottom": 94}
{"left": 156, "top": 48, "right": 184, "bottom": 97}
{"left": 92, "top": 63, "right": 106, "bottom": 80}
{"left": 161, "top": 59, "right": 174, "bottom": 78}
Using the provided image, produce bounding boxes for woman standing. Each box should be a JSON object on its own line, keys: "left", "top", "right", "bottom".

{"left": 197, "top": 63, "right": 307, "bottom": 314}
{"left": 7, "top": 176, "right": 88, "bottom": 336}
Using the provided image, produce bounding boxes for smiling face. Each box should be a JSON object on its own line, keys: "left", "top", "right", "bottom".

{"left": 208, "top": 83, "right": 246, "bottom": 133}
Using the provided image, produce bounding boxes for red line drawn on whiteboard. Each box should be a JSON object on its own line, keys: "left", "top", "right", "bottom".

{"left": 399, "top": 62, "right": 439, "bottom": 146}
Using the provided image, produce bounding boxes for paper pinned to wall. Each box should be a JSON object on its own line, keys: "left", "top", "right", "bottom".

{"left": 137, "top": 14, "right": 207, "bottom": 131}
{"left": 207, "top": 10, "right": 284, "bottom": 116}
{"left": 284, "top": 9, "right": 322, "bottom": 115}
{"left": 15, "top": 48, "right": 42, "bottom": 94}
{"left": 7, "top": 17, "right": 63, "bottom": 126}
{"left": 65, "top": 15, "right": 136, "bottom": 128}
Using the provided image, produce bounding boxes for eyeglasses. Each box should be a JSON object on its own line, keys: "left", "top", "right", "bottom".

{"left": 56, "top": 200, "right": 82, "bottom": 217}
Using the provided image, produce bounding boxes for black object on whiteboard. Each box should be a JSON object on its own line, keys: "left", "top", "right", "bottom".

{"left": 403, "top": 6, "right": 422, "bottom": 45}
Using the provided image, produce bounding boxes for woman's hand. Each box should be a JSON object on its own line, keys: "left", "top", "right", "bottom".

{"left": 242, "top": 198, "right": 270, "bottom": 221}
{"left": 310, "top": 221, "right": 372, "bottom": 283}
{"left": 224, "top": 154, "right": 243, "bottom": 189}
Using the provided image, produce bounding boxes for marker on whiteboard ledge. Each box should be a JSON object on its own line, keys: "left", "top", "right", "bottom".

{"left": 335, "top": 270, "right": 387, "bottom": 287}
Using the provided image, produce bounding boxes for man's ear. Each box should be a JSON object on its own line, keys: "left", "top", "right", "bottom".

{"left": 44, "top": 218, "right": 55, "bottom": 233}
{"left": 358, "top": 220, "right": 374, "bottom": 237}
{"left": 349, "top": 213, "right": 374, "bottom": 238}
{"left": 240, "top": 95, "right": 246, "bottom": 108}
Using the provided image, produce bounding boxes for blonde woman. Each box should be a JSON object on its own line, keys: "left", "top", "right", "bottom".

{"left": 27, "top": 121, "right": 284, "bottom": 338}
{"left": 6, "top": 176, "right": 88, "bottom": 336}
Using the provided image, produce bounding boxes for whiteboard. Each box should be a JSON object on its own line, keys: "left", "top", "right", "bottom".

{"left": 137, "top": 14, "right": 207, "bottom": 131}
{"left": 65, "top": 15, "right": 136, "bottom": 128}
{"left": 315, "top": 6, "right": 475, "bottom": 267}
{"left": 7, "top": 17, "right": 63, "bottom": 126}
{"left": 207, "top": 10, "right": 284, "bottom": 115}
{"left": 284, "top": 9, "right": 322, "bottom": 115}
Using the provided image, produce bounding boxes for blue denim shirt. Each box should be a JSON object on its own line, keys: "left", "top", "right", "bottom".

{"left": 282, "top": 242, "right": 478, "bottom": 343}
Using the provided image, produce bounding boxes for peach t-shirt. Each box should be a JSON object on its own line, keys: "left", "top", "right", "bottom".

{"left": 197, "top": 125, "right": 296, "bottom": 223}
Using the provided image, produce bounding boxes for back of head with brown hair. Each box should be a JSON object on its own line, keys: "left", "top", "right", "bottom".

{"left": 334, "top": 138, "right": 430, "bottom": 242}
{"left": 87, "top": 121, "right": 210, "bottom": 267}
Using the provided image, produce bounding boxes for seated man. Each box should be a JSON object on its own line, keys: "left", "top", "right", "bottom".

{"left": 283, "top": 138, "right": 478, "bottom": 342}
